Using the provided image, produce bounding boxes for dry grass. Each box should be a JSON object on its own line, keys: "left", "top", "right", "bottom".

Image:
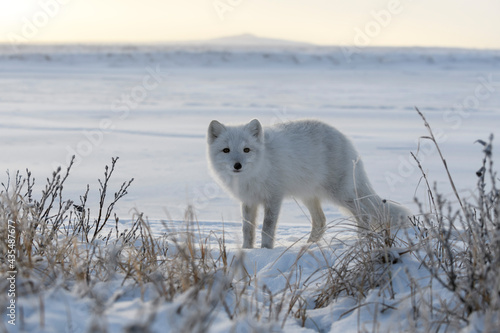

{"left": 0, "top": 157, "right": 310, "bottom": 332}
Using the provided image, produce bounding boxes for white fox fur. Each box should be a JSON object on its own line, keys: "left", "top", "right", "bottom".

{"left": 207, "top": 119, "right": 410, "bottom": 249}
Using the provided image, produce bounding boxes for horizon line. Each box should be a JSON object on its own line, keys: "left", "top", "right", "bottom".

{"left": 1, "top": 33, "right": 499, "bottom": 52}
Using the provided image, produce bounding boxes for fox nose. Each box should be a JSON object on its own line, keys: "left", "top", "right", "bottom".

{"left": 234, "top": 162, "right": 242, "bottom": 170}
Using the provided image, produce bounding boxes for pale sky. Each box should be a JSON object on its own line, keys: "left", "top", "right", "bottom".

{"left": 1, "top": 0, "right": 499, "bottom": 49}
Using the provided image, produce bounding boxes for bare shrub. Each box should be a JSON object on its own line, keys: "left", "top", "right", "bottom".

{"left": 409, "top": 109, "right": 500, "bottom": 331}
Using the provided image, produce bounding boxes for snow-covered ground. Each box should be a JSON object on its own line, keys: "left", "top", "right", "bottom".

{"left": 1, "top": 44, "right": 499, "bottom": 222}
{"left": 1, "top": 43, "right": 499, "bottom": 332}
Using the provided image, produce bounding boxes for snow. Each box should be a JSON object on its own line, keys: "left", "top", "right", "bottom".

{"left": 1, "top": 43, "right": 499, "bottom": 332}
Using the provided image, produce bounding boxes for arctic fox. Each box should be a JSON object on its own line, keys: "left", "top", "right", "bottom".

{"left": 207, "top": 119, "right": 410, "bottom": 249}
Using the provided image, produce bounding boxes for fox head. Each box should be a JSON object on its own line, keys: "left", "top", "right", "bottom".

{"left": 207, "top": 119, "right": 264, "bottom": 177}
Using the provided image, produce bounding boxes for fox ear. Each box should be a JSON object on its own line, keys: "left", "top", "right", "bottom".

{"left": 245, "top": 119, "right": 263, "bottom": 141}
{"left": 208, "top": 120, "right": 226, "bottom": 143}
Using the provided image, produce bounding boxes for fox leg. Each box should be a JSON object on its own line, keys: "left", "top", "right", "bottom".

{"left": 304, "top": 197, "right": 326, "bottom": 242}
{"left": 242, "top": 203, "right": 258, "bottom": 248}
{"left": 261, "top": 198, "right": 282, "bottom": 249}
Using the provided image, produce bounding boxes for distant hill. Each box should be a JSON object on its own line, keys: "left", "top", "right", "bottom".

{"left": 199, "top": 33, "right": 313, "bottom": 47}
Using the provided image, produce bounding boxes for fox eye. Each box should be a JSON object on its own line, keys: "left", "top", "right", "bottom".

{"left": 243, "top": 148, "right": 250, "bottom": 153}
{"left": 222, "top": 148, "right": 230, "bottom": 153}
